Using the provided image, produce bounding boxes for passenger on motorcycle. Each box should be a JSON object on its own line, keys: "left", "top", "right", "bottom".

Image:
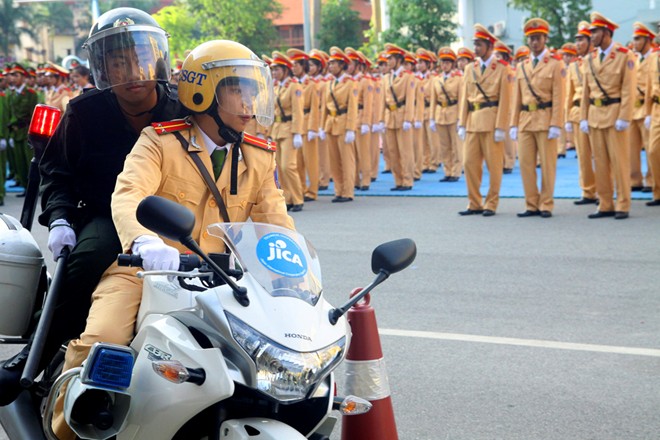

{"left": 51, "top": 39, "right": 294, "bottom": 439}
{"left": 0, "top": 7, "right": 187, "bottom": 407}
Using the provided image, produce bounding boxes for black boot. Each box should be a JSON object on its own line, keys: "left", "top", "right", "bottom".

{"left": 0, "top": 345, "right": 31, "bottom": 406}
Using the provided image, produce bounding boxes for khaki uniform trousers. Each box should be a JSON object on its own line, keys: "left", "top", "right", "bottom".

{"left": 571, "top": 122, "right": 596, "bottom": 199}
{"left": 557, "top": 129, "right": 567, "bottom": 156}
{"left": 297, "top": 136, "right": 320, "bottom": 199}
{"left": 355, "top": 130, "right": 372, "bottom": 188}
{"left": 370, "top": 131, "right": 381, "bottom": 180}
{"left": 413, "top": 126, "right": 424, "bottom": 180}
{"left": 52, "top": 262, "right": 142, "bottom": 440}
{"left": 647, "top": 122, "right": 660, "bottom": 200}
{"left": 318, "top": 137, "right": 331, "bottom": 188}
{"left": 504, "top": 135, "right": 517, "bottom": 170}
{"left": 464, "top": 131, "right": 504, "bottom": 211}
{"left": 518, "top": 131, "right": 558, "bottom": 212}
{"left": 382, "top": 130, "right": 391, "bottom": 172}
{"left": 438, "top": 123, "right": 462, "bottom": 178}
{"left": 423, "top": 121, "right": 440, "bottom": 171}
{"left": 590, "top": 127, "right": 631, "bottom": 212}
{"left": 275, "top": 135, "right": 304, "bottom": 205}
{"left": 629, "top": 118, "right": 651, "bottom": 188}
{"left": 327, "top": 133, "right": 356, "bottom": 198}
{"left": 385, "top": 128, "right": 414, "bottom": 187}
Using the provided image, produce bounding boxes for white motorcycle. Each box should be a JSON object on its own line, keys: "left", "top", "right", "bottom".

{"left": 0, "top": 195, "right": 416, "bottom": 439}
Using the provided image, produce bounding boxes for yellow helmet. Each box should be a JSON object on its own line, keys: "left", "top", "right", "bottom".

{"left": 178, "top": 40, "right": 274, "bottom": 126}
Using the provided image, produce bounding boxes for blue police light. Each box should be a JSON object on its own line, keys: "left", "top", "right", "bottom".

{"left": 83, "top": 344, "right": 135, "bottom": 391}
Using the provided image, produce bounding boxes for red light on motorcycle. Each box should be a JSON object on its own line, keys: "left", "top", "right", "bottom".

{"left": 29, "top": 104, "right": 62, "bottom": 138}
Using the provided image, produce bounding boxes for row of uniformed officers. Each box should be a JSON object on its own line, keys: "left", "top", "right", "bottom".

{"left": 258, "top": 11, "right": 660, "bottom": 219}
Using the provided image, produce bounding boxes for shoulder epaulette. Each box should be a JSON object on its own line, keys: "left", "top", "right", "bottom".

{"left": 498, "top": 59, "right": 509, "bottom": 66}
{"left": 151, "top": 118, "right": 192, "bottom": 135}
{"left": 451, "top": 70, "right": 463, "bottom": 77}
{"left": 243, "top": 133, "right": 277, "bottom": 152}
{"left": 552, "top": 54, "right": 562, "bottom": 61}
{"left": 617, "top": 46, "right": 629, "bottom": 53}
{"left": 27, "top": 88, "right": 36, "bottom": 94}
{"left": 291, "top": 78, "right": 299, "bottom": 83}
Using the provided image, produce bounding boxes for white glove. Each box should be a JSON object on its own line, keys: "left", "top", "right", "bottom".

{"left": 256, "top": 133, "right": 267, "bottom": 140}
{"left": 307, "top": 130, "right": 318, "bottom": 141}
{"left": 509, "top": 126, "right": 518, "bottom": 141}
{"left": 548, "top": 126, "right": 561, "bottom": 140}
{"left": 0, "top": 139, "right": 6, "bottom": 151}
{"left": 8, "top": 138, "right": 14, "bottom": 148}
{"left": 318, "top": 128, "right": 327, "bottom": 141}
{"left": 429, "top": 119, "right": 437, "bottom": 132}
{"left": 564, "top": 122, "right": 573, "bottom": 133}
{"left": 293, "top": 133, "right": 303, "bottom": 149}
{"left": 494, "top": 129, "right": 505, "bottom": 143}
{"left": 371, "top": 124, "right": 380, "bottom": 133}
{"left": 344, "top": 130, "right": 356, "bottom": 144}
{"left": 645, "top": 115, "right": 652, "bottom": 130}
{"left": 414, "top": 121, "right": 422, "bottom": 129}
{"left": 47, "top": 219, "right": 76, "bottom": 261}
{"left": 614, "top": 119, "right": 629, "bottom": 132}
{"left": 402, "top": 121, "right": 412, "bottom": 132}
{"left": 378, "top": 122, "right": 386, "bottom": 133}
{"left": 131, "top": 235, "right": 179, "bottom": 271}
{"left": 457, "top": 126, "right": 466, "bottom": 141}
{"left": 579, "top": 120, "right": 590, "bottom": 134}
{"left": 360, "top": 124, "right": 370, "bottom": 135}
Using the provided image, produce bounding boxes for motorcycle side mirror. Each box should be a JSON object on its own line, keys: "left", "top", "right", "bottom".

{"left": 329, "top": 238, "right": 417, "bottom": 325}
{"left": 371, "top": 238, "right": 417, "bottom": 275}
{"left": 135, "top": 195, "right": 250, "bottom": 307}
{"left": 136, "top": 196, "right": 195, "bottom": 242}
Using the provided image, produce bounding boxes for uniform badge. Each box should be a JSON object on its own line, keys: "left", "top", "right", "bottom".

{"left": 628, "top": 60, "right": 635, "bottom": 70}
{"left": 353, "top": 89, "right": 358, "bottom": 96}
{"left": 295, "top": 89, "right": 302, "bottom": 97}
{"left": 368, "top": 85, "right": 373, "bottom": 92}
{"left": 410, "top": 81, "right": 415, "bottom": 88}
{"left": 561, "top": 69, "right": 567, "bottom": 78}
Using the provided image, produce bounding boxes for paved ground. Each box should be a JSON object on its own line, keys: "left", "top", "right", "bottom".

{"left": 1, "top": 191, "right": 660, "bottom": 439}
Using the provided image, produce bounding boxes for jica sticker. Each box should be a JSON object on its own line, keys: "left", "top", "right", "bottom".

{"left": 256, "top": 233, "right": 308, "bottom": 278}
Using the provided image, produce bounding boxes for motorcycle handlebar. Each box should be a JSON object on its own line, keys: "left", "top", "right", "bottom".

{"left": 117, "top": 253, "right": 202, "bottom": 271}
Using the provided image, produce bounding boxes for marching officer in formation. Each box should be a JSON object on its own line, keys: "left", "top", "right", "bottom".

{"left": 510, "top": 18, "right": 565, "bottom": 218}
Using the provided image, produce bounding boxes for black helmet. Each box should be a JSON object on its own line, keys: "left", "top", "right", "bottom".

{"left": 83, "top": 7, "right": 170, "bottom": 90}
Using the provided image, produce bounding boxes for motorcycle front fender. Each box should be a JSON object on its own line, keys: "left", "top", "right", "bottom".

{"left": 219, "top": 418, "right": 307, "bottom": 440}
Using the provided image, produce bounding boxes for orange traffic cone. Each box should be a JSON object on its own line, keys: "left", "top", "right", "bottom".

{"left": 341, "top": 288, "right": 398, "bottom": 440}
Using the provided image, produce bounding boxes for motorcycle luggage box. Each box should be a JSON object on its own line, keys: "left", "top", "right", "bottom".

{"left": 0, "top": 213, "right": 43, "bottom": 336}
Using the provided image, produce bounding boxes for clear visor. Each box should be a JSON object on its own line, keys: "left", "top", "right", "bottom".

{"left": 86, "top": 28, "right": 170, "bottom": 90}
{"left": 209, "top": 63, "right": 274, "bottom": 127}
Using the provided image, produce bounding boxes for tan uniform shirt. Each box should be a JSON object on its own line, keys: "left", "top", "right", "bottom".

{"left": 510, "top": 52, "right": 565, "bottom": 131}
{"left": 371, "top": 75, "right": 383, "bottom": 127}
{"left": 430, "top": 70, "right": 462, "bottom": 125}
{"left": 355, "top": 73, "right": 374, "bottom": 129}
{"left": 382, "top": 68, "right": 417, "bottom": 129}
{"left": 299, "top": 75, "right": 321, "bottom": 133}
{"left": 580, "top": 43, "right": 636, "bottom": 128}
{"left": 270, "top": 77, "right": 304, "bottom": 140}
{"left": 565, "top": 58, "right": 586, "bottom": 123}
{"left": 644, "top": 50, "right": 660, "bottom": 121}
{"left": 112, "top": 121, "right": 294, "bottom": 254}
{"left": 633, "top": 52, "right": 650, "bottom": 121}
{"left": 321, "top": 74, "right": 359, "bottom": 135}
{"left": 459, "top": 57, "right": 512, "bottom": 132}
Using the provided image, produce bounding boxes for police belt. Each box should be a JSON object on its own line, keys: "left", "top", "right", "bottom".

{"left": 274, "top": 114, "right": 293, "bottom": 123}
{"left": 303, "top": 108, "right": 310, "bottom": 114}
{"left": 358, "top": 104, "right": 364, "bottom": 110}
{"left": 635, "top": 99, "right": 645, "bottom": 108}
{"left": 387, "top": 101, "right": 406, "bottom": 111}
{"left": 328, "top": 108, "right": 348, "bottom": 117}
{"left": 468, "top": 101, "right": 498, "bottom": 112}
{"left": 589, "top": 97, "right": 621, "bottom": 107}
{"left": 521, "top": 101, "right": 552, "bottom": 112}
{"left": 572, "top": 99, "right": 580, "bottom": 108}
{"left": 437, "top": 99, "right": 458, "bottom": 108}
{"left": 653, "top": 96, "right": 660, "bottom": 105}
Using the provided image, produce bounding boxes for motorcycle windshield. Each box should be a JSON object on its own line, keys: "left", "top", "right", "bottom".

{"left": 207, "top": 222, "right": 323, "bottom": 306}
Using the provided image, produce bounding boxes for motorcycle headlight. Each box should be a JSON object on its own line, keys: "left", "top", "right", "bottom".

{"left": 227, "top": 312, "right": 346, "bottom": 402}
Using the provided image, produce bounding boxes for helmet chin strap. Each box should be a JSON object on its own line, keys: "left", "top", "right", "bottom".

{"left": 207, "top": 103, "right": 243, "bottom": 144}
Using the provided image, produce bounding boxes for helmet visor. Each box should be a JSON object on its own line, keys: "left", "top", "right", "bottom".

{"left": 208, "top": 61, "right": 274, "bottom": 127}
{"left": 86, "top": 27, "right": 170, "bottom": 90}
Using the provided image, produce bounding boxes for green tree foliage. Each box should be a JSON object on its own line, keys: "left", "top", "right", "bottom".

{"left": 380, "top": 0, "right": 456, "bottom": 52}
{"left": 508, "top": 0, "right": 593, "bottom": 48}
{"left": 186, "top": 0, "right": 282, "bottom": 56}
{"left": 317, "top": 0, "right": 363, "bottom": 52}
{"left": 0, "top": 0, "right": 34, "bottom": 61}
{"left": 100, "top": 0, "right": 161, "bottom": 15}
{"left": 152, "top": 3, "right": 201, "bottom": 63}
